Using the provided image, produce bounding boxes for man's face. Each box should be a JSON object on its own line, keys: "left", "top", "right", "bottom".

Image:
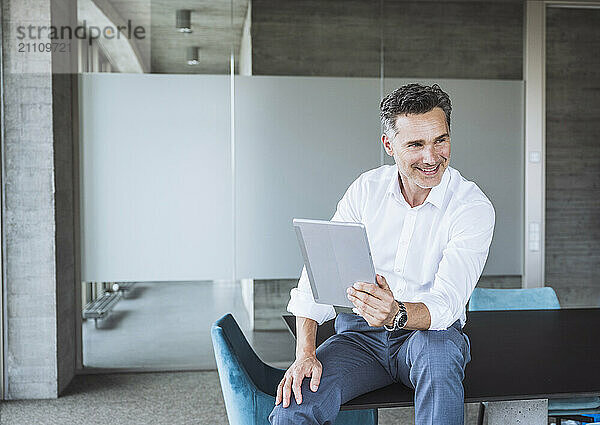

{"left": 382, "top": 107, "right": 451, "bottom": 189}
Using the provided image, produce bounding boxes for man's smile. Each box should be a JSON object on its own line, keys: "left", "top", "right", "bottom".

{"left": 415, "top": 163, "right": 441, "bottom": 176}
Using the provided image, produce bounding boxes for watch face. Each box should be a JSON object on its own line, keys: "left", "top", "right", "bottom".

{"left": 397, "top": 305, "right": 408, "bottom": 329}
{"left": 387, "top": 302, "right": 408, "bottom": 331}
{"left": 398, "top": 312, "right": 408, "bottom": 328}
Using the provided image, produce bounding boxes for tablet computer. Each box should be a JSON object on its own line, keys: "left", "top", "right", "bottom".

{"left": 293, "top": 218, "right": 377, "bottom": 308}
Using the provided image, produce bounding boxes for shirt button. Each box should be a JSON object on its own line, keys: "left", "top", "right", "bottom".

{"left": 394, "top": 267, "right": 401, "bottom": 272}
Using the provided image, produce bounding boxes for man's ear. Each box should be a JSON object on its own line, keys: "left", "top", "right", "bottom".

{"left": 381, "top": 134, "right": 394, "bottom": 156}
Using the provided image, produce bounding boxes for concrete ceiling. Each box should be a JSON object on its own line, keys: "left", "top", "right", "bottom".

{"left": 150, "top": 0, "right": 248, "bottom": 74}
{"left": 85, "top": 0, "right": 249, "bottom": 74}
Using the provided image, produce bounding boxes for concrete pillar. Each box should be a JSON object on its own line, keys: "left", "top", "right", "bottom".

{"left": 1, "top": 0, "right": 78, "bottom": 398}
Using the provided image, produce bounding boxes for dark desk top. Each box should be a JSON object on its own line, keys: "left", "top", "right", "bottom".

{"left": 283, "top": 309, "right": 600, "bottom": 410}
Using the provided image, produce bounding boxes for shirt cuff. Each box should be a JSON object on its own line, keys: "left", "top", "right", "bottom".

{"left": 413, "top": 294, "right": 455, "bottom": 331}
{"left": 287, "top": 288, "right": 336, "bottom": 325}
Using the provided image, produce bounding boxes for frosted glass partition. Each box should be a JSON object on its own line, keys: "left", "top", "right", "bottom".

{"left": 80, "top": 74, "right": 523, "bottom": 281}
{"left": 384, "top": 79, "right": 524, "bottom": 275}
{"left": 234, "top": 76, "right": 382, "bottom": 278}
{"left": 80, "top": 74, "right": 232, "bottom": 281}
{"left": 236, "top": 77, "right": 523, "bottom": 278}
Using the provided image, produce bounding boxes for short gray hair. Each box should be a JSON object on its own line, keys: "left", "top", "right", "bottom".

{"left": 380, "top": 83, "right": 452, "bottom": 137}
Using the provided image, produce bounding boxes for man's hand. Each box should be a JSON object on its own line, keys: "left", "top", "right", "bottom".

{"left": 275, "top": 354, "right": 322, "bottom": 408}
{"left": 347, "top": 274, "right": 399, "bottom": 327}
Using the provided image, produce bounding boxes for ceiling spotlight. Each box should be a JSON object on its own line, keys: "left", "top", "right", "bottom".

{"left": 176, "top": 9, "right": 192, "bottom": 33}
{"left": 187, "top": 47, "right": 200, "bottom": 65}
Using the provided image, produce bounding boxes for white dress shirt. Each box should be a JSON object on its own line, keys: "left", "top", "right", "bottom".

{"left": 287, "top": 165, "right": 495, "bottom": 331}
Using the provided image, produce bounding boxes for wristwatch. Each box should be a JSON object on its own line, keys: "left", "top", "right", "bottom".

{"left": 384, "top": 300, "right": 408, "bottom": 331}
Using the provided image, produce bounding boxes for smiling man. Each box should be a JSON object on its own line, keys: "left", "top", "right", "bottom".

{"left": 270, "top": 83, "right": 495, "bottom": 425}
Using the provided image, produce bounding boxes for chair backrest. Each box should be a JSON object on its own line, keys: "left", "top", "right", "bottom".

{"left": 213, "top": 314, "right": 378, "bottom": 425}
{"left": 211, "top": 314, "right": 283, "bottom": 425}
{"left": 468, "top": 287, "right": 561, "bottom": 311}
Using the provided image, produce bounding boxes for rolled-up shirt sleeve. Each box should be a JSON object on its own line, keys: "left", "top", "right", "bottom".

{"left": 413, "top": 200, "right": 495, "bottom": 330}
{"left": 287, "top": 267, "right": 336, "bottom": 324}
{"left": 287, "top": 179, "right": 362, "bottom": 324}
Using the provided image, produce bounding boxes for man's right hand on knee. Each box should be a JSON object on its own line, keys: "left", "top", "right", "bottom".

{"left": 275, "top": 354, "right": 322, "bottom": 408}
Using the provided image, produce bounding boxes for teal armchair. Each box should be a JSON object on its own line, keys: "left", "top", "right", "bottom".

{"left": 211, "top": 314, "right": 378, "bottom": 425}
{"left": 468, "top": 287, "right": 560, "bottom": 311}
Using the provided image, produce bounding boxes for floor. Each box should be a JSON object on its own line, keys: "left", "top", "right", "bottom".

{"left": 0, "top": 371, "right": 581, "bottom": 425}
{"left": 83, "top": 281, "right": 295, "bottom": 369}
{"left": 0, "top": 370, "right": 490, "bottom": 425}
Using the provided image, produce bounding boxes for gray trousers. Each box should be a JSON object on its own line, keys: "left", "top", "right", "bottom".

{"left": 269, "top": 313, "right": 471, "bottom": 425}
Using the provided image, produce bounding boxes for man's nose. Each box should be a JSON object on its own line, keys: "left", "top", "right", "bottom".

{"left": 422, "top": 145, "right": 437, "bottom": 165}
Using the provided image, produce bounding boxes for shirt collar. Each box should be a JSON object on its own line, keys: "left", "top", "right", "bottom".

{"left": 386, "top": 166, "right": 451, "bottom": 210}
{"left": 386, "top": 169, "right": 403, "bottom": 201}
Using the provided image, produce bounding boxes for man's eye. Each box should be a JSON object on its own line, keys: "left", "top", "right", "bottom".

{"left": 409, "top": 143, "right": 421, "bottom": 148}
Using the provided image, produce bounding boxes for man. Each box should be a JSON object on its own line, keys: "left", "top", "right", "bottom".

{"left": 269, "top": 83, "right": 495, "bottom": 425}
